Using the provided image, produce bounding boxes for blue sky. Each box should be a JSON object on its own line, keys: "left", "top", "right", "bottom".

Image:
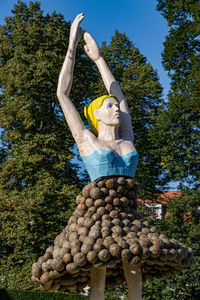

{"left": 0, "top": 0, "right": 170, "bottom": 97}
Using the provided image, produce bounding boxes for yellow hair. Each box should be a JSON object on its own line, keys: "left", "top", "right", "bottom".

{"left": 84, "top": 94, "right": 119, "bottom": 136}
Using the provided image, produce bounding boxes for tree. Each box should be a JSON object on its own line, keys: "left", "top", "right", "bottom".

{"left": 92, "top": 30, "right": 165, "bottom": 198}
{"left": 153, "top": 0, "right": 200, "bottom": 188}
{"left": 0, "top": 0, "right": 95, "bottom": 289}
{"left": 141, "top": 1, "right": 200, "bottom": 298}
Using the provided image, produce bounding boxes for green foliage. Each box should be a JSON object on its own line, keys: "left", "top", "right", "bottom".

{"left": 142, "top": 188, "right": 200, "bottom": 299}
{"left": 1, "top": 289, "right": 89, "bottom": 299}
{"left": 0, "top": 252, "right": 39, "bottom": 290}
{"left": 142, "top": 258, "right": 200, "bottom": 300}
{"left": 0, "top": 0, "right": 94, "bottom": 290}
{"left": 94, "top": 30, "right": 165, "bottom": 198}
{"left": 105, "top": 284, "right": 128, "bottom": 299}
{"left": 142, "top": 2, "right": 200, "bottom": 298}
{"left": 158, "top": 189, "right": 200, "bottom": 248}
{"left": 143, "top": 257, "right": 200, "bottom": 300}
{"left": 154, "top": 0, "right": 200, "bottom": 187}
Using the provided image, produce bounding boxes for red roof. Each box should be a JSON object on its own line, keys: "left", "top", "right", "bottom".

{"left": 138, "top": 191, "right": 181, "bottom": 205}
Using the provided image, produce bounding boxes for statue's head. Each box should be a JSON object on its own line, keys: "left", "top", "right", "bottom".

{"left": 84, "top": 95, "right": 120, "bottom": 135}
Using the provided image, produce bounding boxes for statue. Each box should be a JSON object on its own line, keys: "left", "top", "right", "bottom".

{"left": 31, "top": 13, "right": 194, "bottom": 300}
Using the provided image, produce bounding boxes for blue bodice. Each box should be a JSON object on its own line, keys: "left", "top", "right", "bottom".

{"left": 81, "top": 149, "right": 138, "bottom": 182}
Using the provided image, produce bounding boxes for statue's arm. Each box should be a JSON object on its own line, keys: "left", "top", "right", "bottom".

{"left": 84, "top": 33, "right": 134, "bottom": 141}
{"left": 57, "top": 13, "right": 86, "bottom": 143}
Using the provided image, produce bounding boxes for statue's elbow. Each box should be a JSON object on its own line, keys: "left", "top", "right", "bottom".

{"left": 56, "top": 89, "right": 62, "bottom": 100}
{"left": 56, "top": 88, "right": 66, "bottom": 102}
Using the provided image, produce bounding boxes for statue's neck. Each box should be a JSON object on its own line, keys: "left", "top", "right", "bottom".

{"left": 98, "top": 122, "right": 120, "bottom": 141}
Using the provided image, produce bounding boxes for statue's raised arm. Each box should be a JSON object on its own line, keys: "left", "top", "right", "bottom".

{"left": 57, "top": 13, "right": 86, "bottom": 143}
{"left": 84, "top": 32, "right": 134, "bottom": 141}
{"left": 57, "top": 15, "right": 137, "bottom": 178}
{"left": 57, "top": 15, "right": 135, "bottom": 164}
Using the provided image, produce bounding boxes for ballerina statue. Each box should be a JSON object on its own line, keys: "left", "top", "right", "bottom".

{"left": 31, "top": 13, "right": 194, "bottom": 300}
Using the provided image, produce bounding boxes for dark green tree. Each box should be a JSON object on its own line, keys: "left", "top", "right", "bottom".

{"left": 92, "top": 30, "right": 164, "bottom": 198}
{"left": 142, "top": 1, "right": 200, "bottom": 299}
{"left": 153, "top": 0, "right": 200, "bottom": 188}
{"left": 0, "top": 0, "right": 95, "bottom": 289}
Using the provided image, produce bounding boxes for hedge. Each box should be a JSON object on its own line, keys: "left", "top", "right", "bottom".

{"left": 0, "top": 289, "right": 89, "bottom": 300}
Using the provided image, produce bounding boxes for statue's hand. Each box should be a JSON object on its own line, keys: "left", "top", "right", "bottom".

{"left": 70, "top": 13, "right": 84, "bottom": 45}
{"left": 84, "top": 32, "right": 101, "bottom": 61}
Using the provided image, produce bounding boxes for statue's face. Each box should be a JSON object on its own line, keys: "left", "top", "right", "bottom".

{"left": 94, "top": 97, "right": 121, "bottom": 127}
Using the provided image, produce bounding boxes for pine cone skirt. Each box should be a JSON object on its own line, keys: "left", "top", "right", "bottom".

{"left": 31, "top": 177, "right": 194, "bottom": 292}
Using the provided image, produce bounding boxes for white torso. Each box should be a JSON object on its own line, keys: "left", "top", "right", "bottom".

{"left": 78, "top": 129, "right": 135, "bottom": 157}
